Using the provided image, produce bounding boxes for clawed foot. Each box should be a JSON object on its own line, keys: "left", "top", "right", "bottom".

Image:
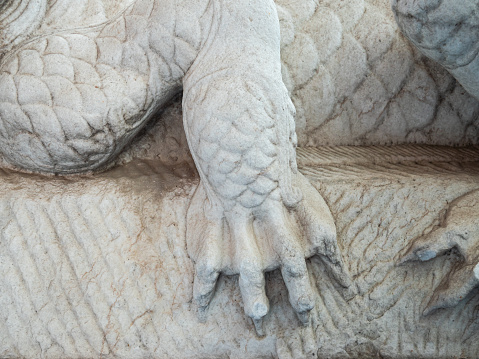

{"left": 399, "top": 190, "right": 479, "bottom": 315}
{"left": 187, "top": 173, "right": 353, "bottom": 335}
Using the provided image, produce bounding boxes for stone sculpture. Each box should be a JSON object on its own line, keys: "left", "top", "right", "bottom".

{"left": 392, "top": 0, "right": 479, "bottom": 101}
{"left": 393, "top": 0, "right": 479, "bottom": 315}
{"left": 2, "top": 0, "right": 479, "bottom": 357}
{"left": 400, "top": 190, "right": 479, "bottom": 315}
{"left": 0, "top": 0, "right": 354, "bottom": 333}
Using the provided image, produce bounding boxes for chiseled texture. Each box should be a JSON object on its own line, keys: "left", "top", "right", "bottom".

{"left": 400, "top": 189, "right": 479, "bottom": 316}
{"left": 0, "top": 0, "right": 478, "bottom": 174}
{"left": 0, "top": 0, "right": 209, "bottom": 173}
{"left": 180, "top": 0, "right": 352, "bottom": 330}
{"left": 130, "top": 0, "right": 479, "bottom": 151}
{"left": 392, "top": 0, "right": 479, "bottom": 100}
{"left": 0, "top": 0, "right": 48, "bottom": 55}
{"left": 278, "top": 0, "right": 479, "bottom": 146}
{"left": 390, "top": 0, "right": 479, "bottom": 319}
{"left": 1, "top": 146, "right": 479, "bottom": 358}
{"left": 1, "top": 0, "right": 479, "bottom": 354}
{"left": 0, "top": 0, "right": 355, "bottom": 332}
{"left": 119, "top": 0, "right": 479, "bottom": 151}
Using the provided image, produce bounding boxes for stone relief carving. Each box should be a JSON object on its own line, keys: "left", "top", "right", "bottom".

{"left": 1, "top": 0, "right": 479, "bottom": 358}
{"left": 400, "top": 190, "right": 479, "bottom": 315}
{"left": 392, "top": 0, "right": 479, "bottom": 316}
{"left": 0, "top": 0, "right": 354, "bottom": 334}
{"left": 392, "top": 0, "right": 479, "bottom": 101}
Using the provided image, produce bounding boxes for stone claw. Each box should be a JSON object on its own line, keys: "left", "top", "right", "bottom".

{"left": 197, "top": 305, "right": 208, "bottom": 323}
{"left": 423, "top": 263, "right": 479, "bottom": 316}
{"left": 399, "top": 190, "right": 479, "bottom": 314}
{"left": 398, "top": 231, "right": 447, "bottom": 265}
{"left": 253, "top": 318, "right": 265, "bottom": 337}
{"left": 186, "top": 173, "right": 353, "bottom": 334}
{"left": 296, "top": 310, "right": 311, "bottom": 326}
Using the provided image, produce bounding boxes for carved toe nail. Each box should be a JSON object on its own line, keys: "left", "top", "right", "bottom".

{"left": 297, "top": 310, "right": 311, "bottom": 326}
{"left": 397, "top": 251, "right": 419, "bottom": 265}
{"left": 253, "top": 318, "right": 265, "bottom": 337}
{"left": 197, "top": 306, "right": 208, "bottom": 323}
{"left": 252, "top": 301, "right": 269, "bottom": 320}
{"left": 416, "top": 249, "right": 437, "bottom": 261}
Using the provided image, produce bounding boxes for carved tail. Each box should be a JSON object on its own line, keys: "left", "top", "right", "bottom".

{"left": 0, "top": 1, "right": 193, "bottom": 174}
{"left": 392, "top": 0, "right": 479, "bottom": 100}
{"left": 0, "top": 0, "right": 48, "bottom": 54}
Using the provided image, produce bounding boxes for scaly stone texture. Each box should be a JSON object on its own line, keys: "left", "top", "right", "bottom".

{"left": 0, "top": 0, "right": 478, "bottom": 175}
{"left": 278, "top": 0, "right": 479, "bottom": 146}
{"left": 1, "top": 145, "right": 479, "bottom": 358}
{"left": 392, "top": 0, "right": 479, "bottom": 102}
{"left": 154, "top": 0, "right": 479, "bottom": 148}
{"left": 117, "top": 0, "right": 479, "bottom": 159}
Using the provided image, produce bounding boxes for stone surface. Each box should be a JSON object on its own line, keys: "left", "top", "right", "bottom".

{"left": 400, "top": 189, "right": 479, "bottom": 316}
{"left": 0, "top": 0, "right": 478, "bottom": 173}
{"left": 1, "top": 0, "right": 479, "bottom": 357}
{"left": 280, "top": 0, "right": 479, "bottom": 146}
{"left": 199, "top": 0, "right": 476, "bottom": 146}
{"left": 392, "top": 0, "right": 479, "bottom": 101}
{"left": 1, "top": 146, "right": 479, "bottom": 358}
{"left": 391, "top": 0, "right": 479, "bottom": 322}
{"left": 45, "top": 0, "right": 479, "bottom": 157}
{"left": 0, "top": 0, "right": 353, "bottom": 329}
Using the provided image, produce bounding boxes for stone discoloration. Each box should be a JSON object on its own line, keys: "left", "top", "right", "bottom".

{"left": 1, "top": 146, "right": 479, "bottom": 358}
{"left": 0, "top": 0, "right": 352, "bottom": 333}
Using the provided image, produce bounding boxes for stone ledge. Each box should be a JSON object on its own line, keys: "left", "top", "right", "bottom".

{"left": 1, "top": 146, "right": 479, "bottom": 358}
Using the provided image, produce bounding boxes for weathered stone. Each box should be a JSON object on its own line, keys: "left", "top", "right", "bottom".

{"left": 1, "top": 0, "right": 479, "bottom": 357}
{"left": 0, "top": 146, "right": 478, "bottom": 358}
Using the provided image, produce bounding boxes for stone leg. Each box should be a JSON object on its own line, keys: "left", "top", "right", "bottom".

{"left": 0, "top": 0, "right": 183, "bottom": 174}
{"left": 181, "top": 0, "right": 353, "bottom": 335}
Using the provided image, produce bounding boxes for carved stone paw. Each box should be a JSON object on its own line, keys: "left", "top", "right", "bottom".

{"left": 186, "top": 172, "right": 353, "bottom": 335}
{"left": 399, "top": 190, "right": 479, "bottom": 315}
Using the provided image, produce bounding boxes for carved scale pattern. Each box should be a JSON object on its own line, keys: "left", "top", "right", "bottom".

{"left": 0, "top": 0, "right": 204, "bottom": 173}
{"left": 277, "top": 0, "right": 479, "bottom": 146}
{"left": 0, "top": 0, "right": 478, "bottom": 175}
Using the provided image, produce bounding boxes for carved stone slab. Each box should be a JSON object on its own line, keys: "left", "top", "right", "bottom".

{"left": 1, "top": 145, "right": 478, "bottom": 358}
